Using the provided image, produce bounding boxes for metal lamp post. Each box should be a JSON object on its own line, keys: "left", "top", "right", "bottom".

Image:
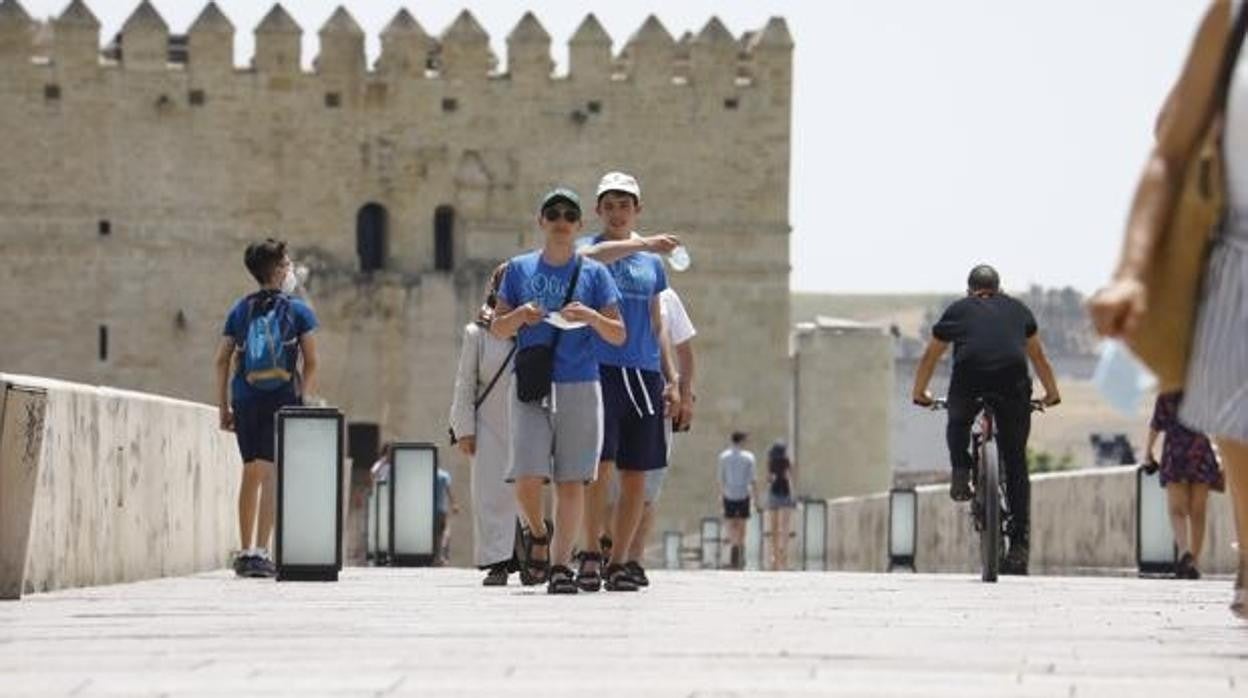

{"left": 275, "top": 406, "right": 345, "bottom": 582}
{"left": 663, "top": 530, "right": 682, "bottom": 570}
{"left": 390, "top": 442, "right": 438, "bottom": 567}
{"left": 888, "top": 487, "right": 918, "bottom": 571}
{"left": 800, "top": 498, "right": 828, "bottom": 571}
{"left": 700, "top": 516, "right": 722, "bottom": 569}
{"left": 1137, "top": 465, "right": 1176, "bottom": 576}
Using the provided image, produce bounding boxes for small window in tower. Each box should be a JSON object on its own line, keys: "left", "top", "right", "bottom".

{"left": 587, "top": 100, "right": 602, "bottom": 114}
{"left": 357, "top": 203, "right": 389, "bottom": 273}
{"left": 189, "top": 89, "right": 206, "bottom": 106}
{"left": 98, "top": 220, "right": 111, "bottom": 236}
{"left": 442, "top": 98, "right": 458, "bottom": 113}
{"left": 44, "top": 84, "right": 61, "bottom": 101}
{"left": 98, "top": 325, "right": 109, "bottom": 362}
{"left": 325, "top": 92, "right": 342, "bottom": 108}
{"left": 723, "top": 97, "right": 740, "bottom": 110}
{"left": 434, "top": 205, "right": 455, "bottom": 272}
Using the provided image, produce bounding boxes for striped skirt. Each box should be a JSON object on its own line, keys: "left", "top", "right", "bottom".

{"left": 1180, "top": 214, "right": 1248, "bottom": 441}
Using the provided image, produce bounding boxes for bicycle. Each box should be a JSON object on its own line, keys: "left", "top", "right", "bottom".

{"left": 928, "top": 396, "right": 1046, "bottom": 583}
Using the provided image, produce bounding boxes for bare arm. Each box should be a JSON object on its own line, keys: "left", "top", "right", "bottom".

{"left": 579, "top": 234, "right": 680, "bottom": 265}
{"left": 654, "top": 295, "right": 681, "bottom": 414}
{"left": 675, "top": 340, "right": 696, "bottom": 428}
{"left": 1090, "top": 1, "right": 1230, "bottom": 336}
{"left": 214, "top": 337, "right": 234, "bottom": 431}
{"left": 561, "top": 302, "right": 627, "bottom": 346}
{"left": 1025, "top": 335, "right": 1061, "bottom": 406}
{"left": 490, "top": 298, "right": 543, "bottom": 339}
{"left": 1145, "top": 428, "right": 1161, "bottom": 464}
{"left": 910, "top": 338, "right": 949, "bottom": 406}
{"left": 299, "top": 332, "right": 319, "bottom": 400}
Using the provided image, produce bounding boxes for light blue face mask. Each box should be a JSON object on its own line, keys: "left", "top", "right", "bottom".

{"left": 1092, "top": 340, "right": 1157, "bottom": 416}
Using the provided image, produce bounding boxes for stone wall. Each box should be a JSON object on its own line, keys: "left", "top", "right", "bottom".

{"left": 793, "top": 319, "right": 894, "bottom": 500}
{"left": 824, "top": 466, "right": 1239, "bottom": 575}
{"left": 0, "top": 1, "right": 794, "bottom": 563}
{"left": 0, "top": 374, "right": 238, "bottom": 598}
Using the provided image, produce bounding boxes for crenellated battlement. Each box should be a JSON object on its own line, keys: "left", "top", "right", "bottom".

{"left": 0, "top": 0, "right": 790, "bottom": 87}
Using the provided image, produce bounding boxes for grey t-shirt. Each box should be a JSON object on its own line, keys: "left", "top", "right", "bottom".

{"left": 718, "top": 447, "right": 756, "bottom": 501}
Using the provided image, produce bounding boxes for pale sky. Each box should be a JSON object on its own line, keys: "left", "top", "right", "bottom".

{"left": 19, "top": 0, "right": 1209, "bottom": 293}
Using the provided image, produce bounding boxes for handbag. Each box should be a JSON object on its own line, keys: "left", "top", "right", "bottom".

{"left": 514, "top": 257, "right": 582, "bottom": 404}
{"left": 1127, "top": 5, "right": 1248, "bottom": 391}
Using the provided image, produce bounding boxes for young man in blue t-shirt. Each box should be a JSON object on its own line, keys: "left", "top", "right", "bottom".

{"left": 576, "top": 172, "right": 680, "bottom": 592}
{"left": 491, "top": 188, "right": 625, "bottom": 594}
{"left": 214, "top": 238, "right": 319, "bottom": 578}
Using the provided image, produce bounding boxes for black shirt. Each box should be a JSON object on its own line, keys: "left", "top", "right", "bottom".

{"left": 932, "top": 294, "right": 1037, "bottom": 385}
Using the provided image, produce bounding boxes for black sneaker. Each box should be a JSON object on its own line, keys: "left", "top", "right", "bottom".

{"left": 1002, "top": 543, "right": 1029, "bottom": 576}
{"left": 232, "top": 552, "right": 251, "bottom": 578}
{"left": 483, "top": 562, "right": 509, "bottom": 587}
{"left": 949, "top": 468, "right": 973, "bottom": 502}
{"left": 625, "top": 561, "right": 650, "bottom": 587}
{"left": 244, "top": 555, "right": 276, "bottom": 578}
{"left": 1176, "top": 552, "right": 1201, "bottom": 580}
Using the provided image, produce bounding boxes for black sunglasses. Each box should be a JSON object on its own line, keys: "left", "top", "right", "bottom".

{"left": 542, "top": 207, "right": 581, "bottom": 223}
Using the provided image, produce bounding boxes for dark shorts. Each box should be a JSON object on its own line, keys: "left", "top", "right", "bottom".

{"left": 723, "top": 497, "right": 751, "bottom": 520}
{"left": 233, "top": 390, "right": 300, "bottom": 464}
{"left": 599, "top": 365, "right": 667, "bottom": 472}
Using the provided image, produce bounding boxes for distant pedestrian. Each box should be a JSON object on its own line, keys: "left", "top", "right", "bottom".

{"left": 214, "top": 238, "right": 319, "bottom": 578}
{"left": 1145, "top": 391, "right": 1223, "bottom": 579}
{"left": 449, "top": 263, "right": 519, "bottom": 585}
{"left": 717, "top": 431, "right": 756, "bottom": 570}
{"left": 434, "top": 466, "right": 459, "bottom": 566}
{"left": 370, "top": 442, "right": 393, "bottom": 484}
{"left": 764, "top": 440, "right": 796, "bottom": 570}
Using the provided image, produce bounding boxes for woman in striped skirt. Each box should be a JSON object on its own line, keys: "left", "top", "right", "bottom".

{"left": 1092, "top": 0, "right": 1248, "bottom": 618}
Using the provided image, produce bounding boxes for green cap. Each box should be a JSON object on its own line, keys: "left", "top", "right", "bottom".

{"left": 539, "top": 187, "right": 581, "bottom": 212}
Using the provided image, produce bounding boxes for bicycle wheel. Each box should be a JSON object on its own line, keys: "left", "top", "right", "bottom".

{"left": 979, "top": 440, "right": 1002, "bottom": 583}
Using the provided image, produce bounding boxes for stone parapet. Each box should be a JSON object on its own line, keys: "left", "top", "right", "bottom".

{"left": 825, "top": 466, "right": 1239, "bottom": 575}
{"left": 0, "top": 374, "right": 237, "bottom": 599}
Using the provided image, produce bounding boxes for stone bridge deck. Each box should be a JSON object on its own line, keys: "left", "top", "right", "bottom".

{"left": 1, "top": 569, "right": 1244, "bottom": 697}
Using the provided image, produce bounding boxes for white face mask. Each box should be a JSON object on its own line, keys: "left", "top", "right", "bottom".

{"left": 280, "top": 267, "right": 298, "bottom": 294}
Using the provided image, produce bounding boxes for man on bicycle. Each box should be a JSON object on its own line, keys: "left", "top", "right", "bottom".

{"left": 911, "top": 265, "right": 1061, "bottom": 574}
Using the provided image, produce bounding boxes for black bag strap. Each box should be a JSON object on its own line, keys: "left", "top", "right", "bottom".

{"left": 548, "top": 255, "right": 584, "bottom": 353}
{"left": 474, "top": 342, "right": 517, "bottom": 410}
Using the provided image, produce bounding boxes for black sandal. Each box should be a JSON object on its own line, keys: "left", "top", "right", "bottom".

{"left": 603, "top": 562, "right": 638, "bottom": 592}
{"left": 576, "top": 551, "right": 603, "bottom": 592}
{"left": 518, "top": 519, "right": 552, "bottom": 586}
{"left": 547, "top": 565, "right": 578, "bottom": 595}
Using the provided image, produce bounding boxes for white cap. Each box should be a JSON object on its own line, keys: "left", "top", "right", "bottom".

{"left": 596, "top": 171, "right": 641, "bottom": 201}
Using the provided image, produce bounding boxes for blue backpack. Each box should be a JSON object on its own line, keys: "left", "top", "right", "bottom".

{"left": 240, "top": 292, "right": 297, "bottom": 392}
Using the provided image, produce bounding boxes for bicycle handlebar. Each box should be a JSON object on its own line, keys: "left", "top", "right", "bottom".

{"left": 920, "top": 397, "right": 1051, "bottom": 413}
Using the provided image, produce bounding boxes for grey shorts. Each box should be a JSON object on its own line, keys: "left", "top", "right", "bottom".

{"left": 507, "top": 381, "right": 603, "bottom": 484}
{"left": 609, "top": 467, "right": 667, "bottom": 504}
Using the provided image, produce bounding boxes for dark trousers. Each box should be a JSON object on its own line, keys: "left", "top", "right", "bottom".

{"left": 946, "top": 372, "right": 1032, "bottom": 546}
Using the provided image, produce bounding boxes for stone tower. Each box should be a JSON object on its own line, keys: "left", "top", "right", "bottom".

{"left": 0, "top": 1, "right": 793, "bottom": 563}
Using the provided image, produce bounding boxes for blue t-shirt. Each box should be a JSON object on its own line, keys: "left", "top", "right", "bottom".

{"left": 499, "top": 250, "right": 621, "bottom": 383}
{"left": 222, "top": 291, "right": 319, "bottom": 403}
{"left": 577, "top": 234, "right": 668, "bottom": 371}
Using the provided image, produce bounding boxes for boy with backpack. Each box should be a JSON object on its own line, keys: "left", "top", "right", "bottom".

{"left": 214, "top": 238, "right": 320, "bottom": 578}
